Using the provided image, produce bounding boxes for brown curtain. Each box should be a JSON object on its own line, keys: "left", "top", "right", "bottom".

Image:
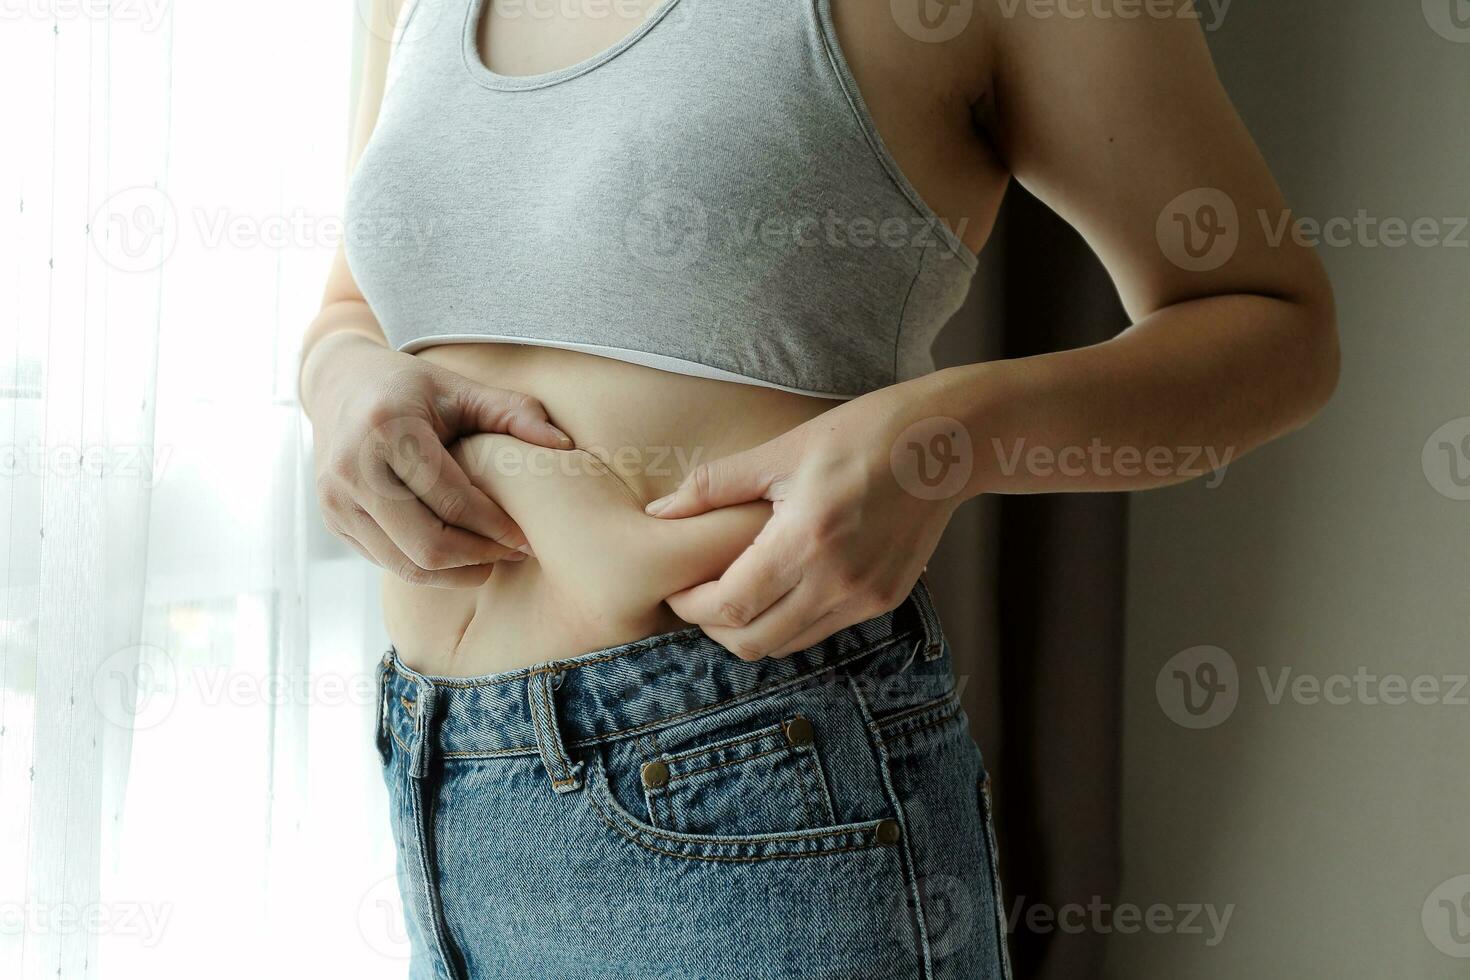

{"left": 929, "top": 187, "right": 1130, "bottom": 980}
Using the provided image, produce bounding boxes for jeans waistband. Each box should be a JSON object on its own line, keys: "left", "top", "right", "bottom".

{"left": 376, "top": 577, "right": 951, "bottom": 790}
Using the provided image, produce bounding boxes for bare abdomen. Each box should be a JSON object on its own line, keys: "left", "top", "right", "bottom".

{"left": 382, "top": 343, "right": 834, "bottom": 676}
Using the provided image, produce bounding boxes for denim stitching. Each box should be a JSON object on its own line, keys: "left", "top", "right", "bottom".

{"left": 872, "top": 692, "right": 962, "bottom": 737}
{"left": 406, "top": 766, "right": 464, "bottom": 979}
{"left": 797, "top": 743, "right": 837, "bottom": 827}
{"left": 537, "top": 674, "right": 573, "bottom": 778}
{"left": 978, "top": 777, "right": 1015, "bottom": 979}
{"left": 585, "top": 790, "right": 888, "bottom": 864}
{"left": 528, "top": 677, "right": 560, "bottom": 784}
{"left": 568, "top": 632, "right": 916, "bottom": 747}
{"left": 387, "top": 630, "right": 711, "bottom": 688}
{"left": 667, "top": 743, "right": 790, "bottom": 782}
{"left": 654, "top": 731, "right": 834, "bottom": 830}
{"left": 399, "top": 629, "right": 919, "bottom": 761}
{"left": 440, "top": 745, "right": 537, "bottom": 759}
{"left": 390, "top": 722, "right": 412, "bottom": 757}
{"left": 880, "top": 707, "right": 966, "bottom": 748}
{"left": 846, "top": 671, "right": 934, "bottom": 980}
{"left": 591, "top": 757, "right": 887, "bottom": 847}
{"left": 636, "top": 735, "right": 663, "bottom": 827}
{"left": 639, "top": 734, "right": 671, "bottom": 829}
{"left": 661, "top": 723, "right": 784, "bottom": 766}
{"left": 385, "top": 621, "right": 917, "bottom": 691}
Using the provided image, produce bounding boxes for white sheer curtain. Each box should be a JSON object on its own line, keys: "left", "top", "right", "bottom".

{"left": 1, "top": 5, "right": 402, "bottom": 978}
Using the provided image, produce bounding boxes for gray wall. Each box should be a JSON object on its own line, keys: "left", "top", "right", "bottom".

{"left": 1115, "top": 3, "right": 1470, "bottom": 977}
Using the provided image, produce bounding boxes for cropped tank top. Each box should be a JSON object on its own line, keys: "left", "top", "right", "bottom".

{"left": 344, "top": 0, "right": 977, "bottom": 399}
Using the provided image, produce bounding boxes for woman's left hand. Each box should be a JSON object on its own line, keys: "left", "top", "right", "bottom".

{"left": 644, "top": 383, "right": 967, "bottom": 660}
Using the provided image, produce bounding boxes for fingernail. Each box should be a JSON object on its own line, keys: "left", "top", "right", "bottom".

{"left": 519, "top": 544, "right": 536, "bottom": 557}
{"left": 504, "top": 552, "right": 527, "bottom": 562}
{"left": 548, "top": 426, "right": 573, "bottom": 448}
{"left": 644, "top": 495, "right": 672, "bottom": 516}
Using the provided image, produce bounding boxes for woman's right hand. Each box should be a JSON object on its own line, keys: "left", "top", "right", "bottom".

{"left": 302, "top": 332, "right": 574, "bottom": 588}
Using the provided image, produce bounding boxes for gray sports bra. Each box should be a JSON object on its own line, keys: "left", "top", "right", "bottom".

{"left": 345, "top": 0, "right": 977, "bottom": 399}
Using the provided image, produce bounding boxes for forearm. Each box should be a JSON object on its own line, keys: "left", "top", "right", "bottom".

{"left": 917, "top": 292, "right": 1339, "bottom": 496}
{"left": 298, "top": 300, "right": 390, "bottom": 422}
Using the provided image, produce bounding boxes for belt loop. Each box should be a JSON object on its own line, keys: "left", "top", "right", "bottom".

{"left": 528, "top": 670, "right": 583, "bottom": 794}
{"left": 911, "top": 575, "right": 945, "bottom": 662}
{"left": 408, "top": 679, "right": 439, "bottom": 781}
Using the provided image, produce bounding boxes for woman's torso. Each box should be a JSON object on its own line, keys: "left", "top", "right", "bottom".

{"left": 359, "top": 0, "right": 1007, "bottom": 675}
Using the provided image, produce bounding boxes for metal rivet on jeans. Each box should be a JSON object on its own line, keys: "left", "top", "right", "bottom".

{"left": 875, "top": 819, "right": 902, "bottom": 845}
{"left": 783, "top": 716, "right": 815, "bottom": 746}
{"left": 641, "top": 760, "right": 670, "bottom": 789}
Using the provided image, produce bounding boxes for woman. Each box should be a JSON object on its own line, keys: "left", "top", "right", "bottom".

{"left": 301, "top": 0, "right": 1337, "bottom": 976}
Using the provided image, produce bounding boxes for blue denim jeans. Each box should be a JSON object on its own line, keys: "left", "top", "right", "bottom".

{"left": 374, "top": 579, "right": 1011, "bottom": 979}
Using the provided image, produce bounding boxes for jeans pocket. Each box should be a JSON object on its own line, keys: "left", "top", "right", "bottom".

{"left": 583, "top": 683, "right": 902, "bottom": 863}
{"left": 640, "top": 715, "right": 837, "bottom": 836}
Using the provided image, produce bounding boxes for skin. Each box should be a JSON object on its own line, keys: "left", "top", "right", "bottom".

{"left": 302, "top": 0, "right": 1338, "bottom": 671}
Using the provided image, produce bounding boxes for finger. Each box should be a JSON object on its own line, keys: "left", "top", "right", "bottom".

{"left": 333, "top": 527, "right": 378, "bottom": 565}
{"left": 645, "top": 447, "right": 777, "bottom": 519}
{"left": 355, "top": 419, "right": 529, "bottom": 559}
{"left": 665, "top": 539, "right": 800, "bottom": 630}
{"left": 353, "top": 451, "right": 528, "bottom": 570}
{"left": 768, "top": 607, "right": 853, "bottom": 658}
{"left": 446, "top": 380, "right": 573, "bottom": 451}
{"left": 703, "top": 582, "right": 834, "bottom": 661}
{"left": 386, "top": 425, "right": 530, "bottom": 551}
{"left": 345, "top": 511, "right": 498, "bottom": 589}
{"left": 365, "top": 487, "right": 528, "bottom": 571}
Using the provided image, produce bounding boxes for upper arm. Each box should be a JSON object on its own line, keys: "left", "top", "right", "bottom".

{"left": 321, "top": 0, "right": 409, "bottom": 310}
{"left": 981, "top": 7, "right": 1331, "bottom": 322}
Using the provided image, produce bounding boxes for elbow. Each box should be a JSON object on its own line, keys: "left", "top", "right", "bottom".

{"left": 1280, "top": 277, "right": 1340, "bottom": 434}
